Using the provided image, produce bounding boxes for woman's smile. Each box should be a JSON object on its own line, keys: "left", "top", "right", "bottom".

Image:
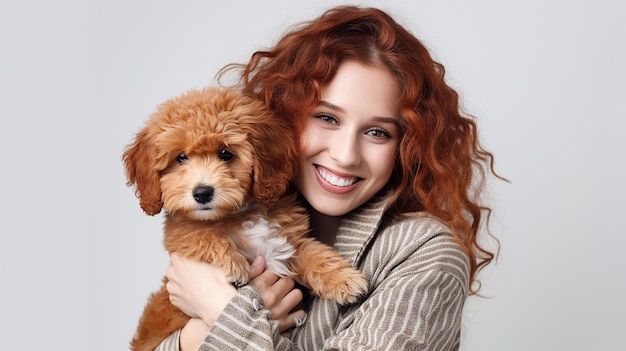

{"left": 315, "top": 165, "right": 361, "bottom": 193}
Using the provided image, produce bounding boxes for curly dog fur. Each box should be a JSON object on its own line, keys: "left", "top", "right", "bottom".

{"left": 123, "top": 87, "right": 368, "bottom": 351}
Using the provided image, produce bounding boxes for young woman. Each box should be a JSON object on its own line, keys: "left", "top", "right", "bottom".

{"left": 156, "top": 5, "right": 500, "bottom": 351}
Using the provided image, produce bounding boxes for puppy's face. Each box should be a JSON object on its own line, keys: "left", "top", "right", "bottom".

{"left": 123, "top": 87, "right": 296, "bottom": 220}
{"left": 159, "top": 132, "right": 253, "bottom": 221}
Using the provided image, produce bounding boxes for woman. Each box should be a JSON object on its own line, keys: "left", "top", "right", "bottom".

{"left": 157, "top": 5, "right": 499, "bottom": 351}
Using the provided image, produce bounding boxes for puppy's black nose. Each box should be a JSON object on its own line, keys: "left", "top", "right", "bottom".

{"left": 192, "top": 186, "right": 214, "bottom": 204}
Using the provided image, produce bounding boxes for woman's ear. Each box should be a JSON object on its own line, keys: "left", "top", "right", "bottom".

{"left": 122, "top": 129, "right": 164, "bottom": 215}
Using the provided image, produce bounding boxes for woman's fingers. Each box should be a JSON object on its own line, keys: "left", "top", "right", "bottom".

{"left": 279, "top": 309, "right": 307, "bottom": 335}
{"left": 270, "top": 285, "right": 302, "bottom": 319}
{"left": 248, "top": 256, "right": 265, "bottom": 280}
{"left": 247, "top": 256, "right": 306, "bottom": 333}
{"left": 250, "top": 265, "right": 281, "bottom": 290}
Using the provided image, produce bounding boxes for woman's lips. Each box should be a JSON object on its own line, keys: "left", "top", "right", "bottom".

{"left": 314, "top": 165, "right": 361, "bottom": 194}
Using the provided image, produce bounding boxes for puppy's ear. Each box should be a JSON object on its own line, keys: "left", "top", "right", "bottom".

{"left": 122, "top": 128, "right": 164, "bottom": 215}
{"left": 249, "top": 111, "right": 298, "bottom": 205}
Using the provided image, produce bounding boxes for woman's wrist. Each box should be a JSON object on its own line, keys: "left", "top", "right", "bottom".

{"left": 197, "top": 282, "right": 237, "bottom": 327}
{"left": 180, "top": 318, "right": 211, "bottom": 351}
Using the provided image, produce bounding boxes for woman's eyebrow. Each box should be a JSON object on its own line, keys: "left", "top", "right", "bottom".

{"left": 371, "top": 116, "right": 400, "bottom": 124}
{"left": 319, "top": 100, "right": 344, "bottom": 113}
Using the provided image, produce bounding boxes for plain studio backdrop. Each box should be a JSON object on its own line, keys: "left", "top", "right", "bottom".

{"left": 1, "top": 0, "right": 624, "bottom": 350}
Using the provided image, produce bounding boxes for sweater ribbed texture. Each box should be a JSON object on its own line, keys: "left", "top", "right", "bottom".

{"left": 154, "top": 192, "right": 469, "bottom": 350}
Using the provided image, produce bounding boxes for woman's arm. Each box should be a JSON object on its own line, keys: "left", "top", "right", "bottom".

{"left": 325, "top": 270, "right": 466, "bottom": 350}
{"left": 155, "top": 254, "right": 305, "bottom": 351}
{"left": 157, "top": 266, "right": 467, "bottom": 351}
{"left": 306, "top": 231, "right": 470, "bottom": 351}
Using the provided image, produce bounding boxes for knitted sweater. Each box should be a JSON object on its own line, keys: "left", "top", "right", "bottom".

{"left": 155, "top": 192, "right": 470, "bottom": 350}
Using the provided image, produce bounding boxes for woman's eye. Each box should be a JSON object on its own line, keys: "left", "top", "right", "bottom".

{"left": 219, "top": 149, "right": 234, "bottom": 161}
{"left": 366, "top": 128, "right": 392, "bottom": 139}
{"left": 314, "top": 112, "right": 338, "bottom": 124}
{"left": 176, "top": 153, "right": 188, "bottom": 163}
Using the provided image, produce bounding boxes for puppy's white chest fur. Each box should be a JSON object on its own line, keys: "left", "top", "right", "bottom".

{"left": 223, "top": 201, "right": 296, "bottom": 277}
{"left": 235, "top": 216, "right": 295, "bottom": 277}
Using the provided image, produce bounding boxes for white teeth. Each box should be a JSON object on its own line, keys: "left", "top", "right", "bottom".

{"left": 318, "top": 167, "right": 357, "bottom": 187}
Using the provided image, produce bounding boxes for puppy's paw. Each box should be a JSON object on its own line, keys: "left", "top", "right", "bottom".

{"left": 315, "top": 267, "right": 368, "bottom": 304}
{"left": 311, "top": 267, "right": 368, "bottom": 305}
{"left": 224, "top": 253, "right": 250, "bottom": 286}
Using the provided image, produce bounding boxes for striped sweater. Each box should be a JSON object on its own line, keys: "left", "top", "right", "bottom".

{"left": 155, "top": 191, "right": 470, "bottom": 350}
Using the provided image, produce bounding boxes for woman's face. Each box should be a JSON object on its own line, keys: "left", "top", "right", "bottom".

{"left": 295, "top": 60, "right": 402, "bottom": 216}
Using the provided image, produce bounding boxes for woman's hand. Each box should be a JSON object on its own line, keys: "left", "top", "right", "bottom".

{"left": 248, "top": 256, "right": 307, "bottom": 334}
{"left": 166, "top": 253, "right": 236, "bottom": 326}
{"left": 167, "top": 253, "right": 306, "bottom": 349}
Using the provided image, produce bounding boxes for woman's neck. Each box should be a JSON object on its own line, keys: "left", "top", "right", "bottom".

{"left": 306, "top": 205, "right": 342, "bottom": 247}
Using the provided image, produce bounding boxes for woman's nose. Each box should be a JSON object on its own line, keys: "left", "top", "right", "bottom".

{"left": 329, "top": 132, "right": 362, "bottom": 167}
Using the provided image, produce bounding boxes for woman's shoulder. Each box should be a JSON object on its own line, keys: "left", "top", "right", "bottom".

{"left": 383, "top": 211, "right": 453, "bottom": 245}
{"left": 391, "top": 211, "right": 450, "bottom": 234}
{"left": 374, "top": 212, "right": 470, "bottom": 288}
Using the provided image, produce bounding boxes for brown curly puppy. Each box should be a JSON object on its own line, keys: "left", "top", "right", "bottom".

{"left": 123, "top": 87, "right": 368, "bottom": 351}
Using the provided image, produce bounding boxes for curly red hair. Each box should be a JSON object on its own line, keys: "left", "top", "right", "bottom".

{"left": 220, "top": 6, "right": 501, "bottom": 293}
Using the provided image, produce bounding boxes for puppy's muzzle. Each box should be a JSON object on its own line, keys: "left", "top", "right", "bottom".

{"left": 193, "top": 186, "right": 214, "bottom": 204}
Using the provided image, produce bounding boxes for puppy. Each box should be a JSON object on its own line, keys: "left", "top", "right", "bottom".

{"left": 123, "top": 87, "right": 368, "bottom": 351}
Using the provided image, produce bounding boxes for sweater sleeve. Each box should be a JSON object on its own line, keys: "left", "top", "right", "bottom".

{"left": 326, "top": 230, "right": 469, "bottom": 351}
{"left": 289, "top": 223, "right": 470, "bottom": 351}
{"left": 199, "top": 285, "right": 296, "bottom": 351}
{"left": 154, "top": 328, "right": 181, "bottom": 351}
{"left": 153, "top": 285, "right": 296, "bottom": 351}
{"left": 326, "top": 269, "right": 467, "bottom": 350}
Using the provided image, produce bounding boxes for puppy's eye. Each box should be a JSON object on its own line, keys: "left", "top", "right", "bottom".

{"left": 219, "top": 149, "right": 234, "bottom": 161}
{"left": 176, "top": 153, "right": 188, "bottom": 164}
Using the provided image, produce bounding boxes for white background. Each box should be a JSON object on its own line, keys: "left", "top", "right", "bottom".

{"left": 1, "top": 0, "right": 624, "bottom": 350}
